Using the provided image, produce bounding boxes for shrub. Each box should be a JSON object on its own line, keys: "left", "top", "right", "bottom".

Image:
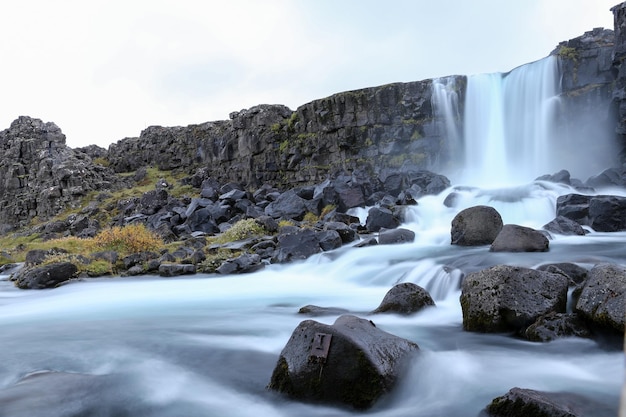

{"left": 90, "top": 224, "right": 163, "bottom": 256}
{"left": 213, "top": 219, "right": 267, "bottom": 244}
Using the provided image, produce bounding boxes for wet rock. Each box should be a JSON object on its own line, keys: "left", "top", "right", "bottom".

{"left": 378, "top": 228, "right": 415, "bottom": 245}
{"left": 450, "top": 205, "right": 503, "bottom": 246}
{"left": 216, "top": 253, "right": 264, "bottom": 274}
{"left": 14, "top": 262, "right": 78, "bottom": 289}
{"left": 556, "top": 194, "right": 591, "bottom": 225}
{"left": 158, "top": 263, "right": 196, "bottom": 277}
{"left": 524, "top": 312, "right": 592, "bottom": 342}
{"left": 536, "top": 263, "right": 588, "bottom": 286}
{"left": 268, "top": 314, "right": 419, "bottom": 409}
{"left": 588, "top": 195, "right": 626, "bottom": 232}
{"left": 355, "top": 237, "right": 379, "bottom": 248}
{"left": 274, "top": 228, "right": 322, "bottom": 263}
{"left": 264, "top": 189, "right": 308, "bottom": 221}
{"left": 460, "top": 265, "right": 568, "bottom": 333}
{"left": 323, "top": 221, "right": 357, "bottom": 243}
{"left": 316, "top": 230, "right": 343, "bottom": 251}
{"left": 484, "top": 387, "right": 615, "bottom": 417}
{"left": 535, "top": 169, "right": 571, "bottom": 185}
{"left": 365, "top": 207, "right": 400, "bottom": 232}
{"left": 542, "top": 215, "right": 587, "bottom": 236}
{"left": 372, "top": 283, "right": 435, "bottom": 315}
{"left": 575, "top": 263, "right": 626, "bottom": 334}
{"left": 490, "top": 224, "right": 549, "bottom": 252}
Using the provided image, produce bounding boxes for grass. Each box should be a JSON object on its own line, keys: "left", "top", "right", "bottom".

{"left": 209, "top": 219, "right": 268, "bottom": 245}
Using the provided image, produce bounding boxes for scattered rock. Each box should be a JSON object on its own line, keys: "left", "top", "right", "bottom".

{"left": 524, "top": 312, "right": 592, "bottom": 342}
{"left": 158, "top": 264, "right": 196, "bottom": 277}
{"left": 378, "top": 228, "right": 415, "bottom": 245}
{"left": 542, "top": 215, "right": 587, "bottom": 236}
{"left": 298, "top": 305, "right": 351, "bottom": 316}
{"left": 13, "top": 262, "right": 78, "bottom": 289}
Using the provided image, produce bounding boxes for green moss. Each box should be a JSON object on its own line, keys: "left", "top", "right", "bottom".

{"left": 210, "top": 219, "right": 267, "bottom": 244}
{"left": 270, "top": 122, "right": 282, "bottom": 133}
{"left": 557, "top": 45, "right": 579, "bottom": 61}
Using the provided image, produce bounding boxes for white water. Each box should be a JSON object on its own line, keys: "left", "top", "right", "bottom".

{"left": 0, "top": 59, "right": 624, "bottom": 416}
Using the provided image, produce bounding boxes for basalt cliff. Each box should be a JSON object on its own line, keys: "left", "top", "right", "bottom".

{"left": 1, "top": 7, "right": 626, "bottom": 233}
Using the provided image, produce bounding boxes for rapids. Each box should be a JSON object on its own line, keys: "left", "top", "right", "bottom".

{"left": 0, "top": 57, "right": 625, "bottom": 416}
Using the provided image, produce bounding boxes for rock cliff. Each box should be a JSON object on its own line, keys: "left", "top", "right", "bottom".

{"left": 0, "top": 117, "right": 122, "bottom": 233}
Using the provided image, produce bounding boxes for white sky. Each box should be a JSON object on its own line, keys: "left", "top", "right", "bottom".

{"left": 0, "top": 0, "right": 618, "bottom": 148}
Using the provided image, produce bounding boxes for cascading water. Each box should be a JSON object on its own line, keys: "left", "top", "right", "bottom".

{"left": 462, "top": 56, "right": 560, "bottom": 186}
{"left": 0, "top": 57, "right": 624, "bottom": 416}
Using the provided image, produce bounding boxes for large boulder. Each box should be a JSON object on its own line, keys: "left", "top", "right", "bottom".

{"left": 13, "top": 262, "right": 78, "bottom": 289}
{"left": 484, "top": 387, "right": 616, "bottom": 417}
{"left": 575, "top": 263, "right": 626, "bottom": 334}
{"left": 267, "top": 314, "right": 419, "bottom": 409}
{"left": 556, "top": 194, "right": 592, "bottom": 224}
{"left": 460, "top": 265, "right": 568, "bottom": 332}
{"left": 264, "top": 189, "right": 308, "bottom": 221}
{"left": 372, "top": 282, "right": 435, "bottom": 315}
{"left": 377, "top": 228, "right": 415, "bottom": 245}
{"left": 523, "top": 312, "right": 591, "bottom": 342}
{"left": 365, "top": 207, "right": 400, "bottom": 232}
{"left": 588, "top": 195, "right": 626, "bottom": 232}
{"left": 490, "top": 224, "right": 549, "bottom": 252}
{"left": 274, "top": 228, "right": 322, "bottom": 263}
{"left": 450, "top": 206, "right": 503, "bottom": 246}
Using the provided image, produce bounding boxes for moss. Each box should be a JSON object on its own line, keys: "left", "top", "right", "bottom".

{"left": 210, "top": 219, "right": 267, "bottom": 244}
{"left": 270, "top": 122, "right": 282, "bottom": 133}
{"left": 287, "top": 113, "right": 299, "bottom": 131}
{"left": 557, "top": 45, "right": 579, "bottom": 61}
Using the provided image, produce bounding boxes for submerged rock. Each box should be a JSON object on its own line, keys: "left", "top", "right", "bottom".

{"left": 268, "top": 314, "right": 419, "bottom": 409}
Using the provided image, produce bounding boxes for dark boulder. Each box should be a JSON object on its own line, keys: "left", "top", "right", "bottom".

{"left": 588, "top": 195, "right": 626, "bottom": 232}
{"left": 378, "top": 228, "right": 415, "bottom": 245}
{"left": 460, "top": 265, "right": 568, "bottom": 333}
{"left": 365, "top": 207, "right": 400, "bottom": 232}
{"left": 524, "top": 312, "right": 592, "bottom": 342}
{"left": 14, "top": 262, "right": 78, "bottom": 289}
{"left": 535, "top": 169, "right": 571, "bottom": 185}
{"left": 274, "top": 229, "right": 322, "bottom": 263}
{"left": 542, "top": 215, "right": 587, "bottom": 236}
{"left": 158, "top": 264, "right": 196, "bottom": 277}
{"left": 316, "top": 230, "right": 343, "bottom": 251}
{"left": 484, "top": 387, "right": 615, "bottom": 417}
{"left": 536, "top": 263, "right": 588, "bottom": 286}
{"left": 450, "top": 205, "right": 503, "bottom": 246}
{"left": 585, "top": 167, "right": 626, "bottom": 188}
{"left": 185, "top": 208, "right": 219, "bottom": 234}
{"left": 267, "top": 314, "right": 419, "bottom": 409}
{"left": 575, "top": 263, "right": 626, "bottom": 334}
{"left": 264, "top": 189, "right": 308, "bottom": 220}
{"left": 372, "top": 283, "right": 435, "bottom": 315}
{"left": 556, "top": 194, "right": 591, "bottom": 224}
{"left": 216, "top": 253, "right": 265, "bottom": 274}
{"left": 323, "top": 221, "right": 357, "bottom": 243}
{"left": 490, "top": 224, "right": 549, "bottom": 252}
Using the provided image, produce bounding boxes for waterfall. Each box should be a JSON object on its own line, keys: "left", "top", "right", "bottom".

{"left": 465, "top": 56, "right": 560, "bottom": 185}
{"left": 434, "top": 57, "right": 561, "bottom": 186}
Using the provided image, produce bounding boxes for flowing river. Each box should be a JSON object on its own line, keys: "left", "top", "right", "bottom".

{"left": 0, "top": 56, "right": 624, "bottom": 416}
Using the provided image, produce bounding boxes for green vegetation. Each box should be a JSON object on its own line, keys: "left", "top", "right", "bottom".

{"left": 90, "top": 224, "right": 163, "bottom": 256}
{"left": 209, "top": 219, "right": 268, "bottom": 245}
{"left": 557, "top": 45, "right": 579, "bottom": 61}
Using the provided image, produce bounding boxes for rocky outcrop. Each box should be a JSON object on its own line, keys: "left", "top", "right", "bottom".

{"left": 0, "top": 117, "right": 123, "bottom": 232}
{"left": 267, "top": 314, "right": 419, "bottom": 409}
{"left": 556, "top": 193, "right": 626, "bottom": 232}
{"left": 612, "top": 3, "right": 626, "bottom": 163}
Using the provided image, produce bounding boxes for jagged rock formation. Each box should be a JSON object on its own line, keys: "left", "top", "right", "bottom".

{"left": 106, "top": 81, "right": 461, "bottom": 189}
{"left": 0, "top": 117, "right": 122, "bottom": 232}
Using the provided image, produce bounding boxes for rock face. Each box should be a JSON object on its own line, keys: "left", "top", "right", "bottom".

{"left": 575, "top": 263, "right": 626, "bottom": 334}
{"left": 0, "top": 117, "right": 122, "bottom": 232}
{"left": 557, "top": 193, "right": 626, "bottom": 232}
{"left": 460, "top": 265, "right": 568, "bottom": 333}
{"left": 450, "top": 206, "right": 503, "bottom": 246}
{"left": 267, "top": 314, "right": 419, "bottom": 409}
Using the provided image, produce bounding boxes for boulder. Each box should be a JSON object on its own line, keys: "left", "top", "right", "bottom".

{"left": 316, "top": 230, "right": 343, "bottom": 251}
{"left": 365, "top": 207, "right": 400, "bottom": 232}
{"left": 14, "top": 262, "right": 78, "bottom": 289}
{"left": 490, "top": 224, "right": 549, "bottom": 252}
{"left": 542, "top": 215, "right": 587, "bottom": 236}
{"left": 575, "top": 263, "right": 626, "bottom": 334}
{"left": 372, "top": 283, "right": 435, "bottom": 315}
{"left": 378, "top": 228, "right": 415, "bottom": 245}
{"left": 298, "top": 305, "right": 350, "bottom": 316}
{"left": 216, "top": 253, "right": 264, "bottom": 274}
{"left": 450, "top": 205, "right": 503, "bottom": 246}
{"left": 588, "top": 195, "right": 626, "bottom": 232}
{"left": 264, "top": 189, "right": 308, "bottom": 220}
{"left": 158, "top": 263, "right": 196, "bottom": 277}
{"left": 524, "top": 312, "right": 592, "bottom": 342}
{"left": 536, "top": 263, "right": 588, "bottom": 286}
{"left": 274, "top": 229, "right": 322, "bottom": 263}
{"left": 323, "top": 221, "right": 357, "bottom": 243}
{"left": 535, "top": 169, "right": 571, "bottom": 185}
{"left": 267, "top": 314, "right": 419, "bottom": 409}
{"left": 460, "top": 265, "right": 568, "bottom": 332}
{"left": 484, "top": 387, "right": 615, "bottom": 417}
{"left": 556, "top": 194, "right": 591, "bottom": 224}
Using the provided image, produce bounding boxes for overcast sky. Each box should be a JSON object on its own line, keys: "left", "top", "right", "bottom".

{"left": 0, "top": 0, "right": 618, "bottom": 148}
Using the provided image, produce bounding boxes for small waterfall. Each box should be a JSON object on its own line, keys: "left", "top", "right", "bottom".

{"left": 431, "top": 77, "right": 463, "bottom": 178}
